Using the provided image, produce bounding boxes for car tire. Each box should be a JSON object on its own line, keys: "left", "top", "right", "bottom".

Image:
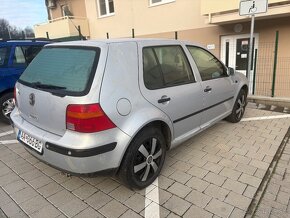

{"left": 226, "top": 89, "right": 247, "bottom": 123}
{"left": 119, "top": 127, "right": 166, "bottom": 189}
{"left": 0, "top": 92, "right": 14, "bottom": 124}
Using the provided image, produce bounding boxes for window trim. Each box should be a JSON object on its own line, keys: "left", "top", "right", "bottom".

{"left": 142, "top": 45, "right": 196, "bottom": 90}
{"left": 149, "top": 0, "right": 175, "bottom": 7}
{"left": 186, "top": 45, "right": 229, "bottom": 81}
{"left": 97, "top": 0, "right": 115, "bottom": 18}
{"left": 0, "top": 46, "right": 11, "bottom": 68}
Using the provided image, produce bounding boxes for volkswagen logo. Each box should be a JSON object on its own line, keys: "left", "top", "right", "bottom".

{"left": 29, "top": 93, "right": 35, "bottom": 106}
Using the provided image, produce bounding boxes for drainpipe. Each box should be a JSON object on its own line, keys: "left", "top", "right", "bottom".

{"left": 208, "top": 13, "right": 212, "bottom": 24}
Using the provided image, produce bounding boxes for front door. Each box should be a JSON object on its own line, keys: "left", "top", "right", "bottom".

{"left": 221, "top": 34, "right": 259, "bottom": 94}
{"left": 187, "top": 46, "right": 235, "bottom": 127}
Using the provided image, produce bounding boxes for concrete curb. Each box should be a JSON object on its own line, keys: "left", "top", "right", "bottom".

{"left": 248, "top": 95, "right": 290, "bottom": 108}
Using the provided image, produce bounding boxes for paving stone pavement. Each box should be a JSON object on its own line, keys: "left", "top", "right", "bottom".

{"left": 254, "top": 130, "right": 290, "bottom": 218}
{"left": 0, "top": 107, "right": 289, "bottom": 218}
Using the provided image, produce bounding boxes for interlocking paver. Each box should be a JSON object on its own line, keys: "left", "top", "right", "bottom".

{"left": 239, "top": 173, "right": 262, "bottom": 188}
{"left": 167, "top": 182, "right": 191, "bottom": 198}
{"left": 59, "top": 198, "right": 88, "bottom": 217}
{"left": 47, "top": 189, "right": 75, "bottom": 208}
{"left": 224, "top": 191, "right": 251, "bottom": 210}
{"left": 85, "top": 191, "right": 112, "bottom": 210}
{"left": 1, "top": 201, "right": 26, "bottom": 218}
{"left": 219, "top": 167, "right": 242, "bottom": 180}
{"left": 203, "top": 161, "right": 224, "bottom": 174}
{"left": 30, "top": 204, "right": 61, "bottom": 218}
{"left": 146, "top": 187, "right": 172, "bottom": 205}
{"left": 61, "top": 177, "right": 86, "bottom": 191}
{"left": 99, "top": 199, "right": 128, "bottom": 218}
{"left": 109, "top": 185, "right": 136, "bottom": 203}
{"left": 95, "top": 178, "right": 120, "bottom": 194}
{"left": 222, "top": 178, "right": 247, "bottom": 194}
{"left": 19, "top": 195, "right": 50, "bottom": 215}
{"left": 204, "top": 184, "right": 230, "bottom": 201}
{"left": 169, "top": 170, "right": 191, "bottom": 184}
{"left": 11, "top": 187, "right": 38, "bottom": 204}
{"left": 186, "top": 176, "right": 210, "bottom": 192}
{"left": 73, "top": 207, "right": 104, "bottom": 218}
{"left": 187, "top": 165, "right": 209, "bottom": 178}
{"left": 204, "top": 172, "right": 226, "bottom": 186}
{"left": 185, "top": 189, "right": 211, "bottom": 208}
{"left": 206, "top": 199, "right": 234, "bottom": 218}
{"left": 163, "top": 195, "right": 191, "bottom": 216}
{"left": 119, "top": 209, "right": 142, "bottom": 218}
{"left": 124, "top": 193, "right": 149, "bottom": 213}
{"left": 183, "top": 204, "right": 213, "bottom": 218}
{"left": 37, "top": 182, "right": 64, "bottom": 198}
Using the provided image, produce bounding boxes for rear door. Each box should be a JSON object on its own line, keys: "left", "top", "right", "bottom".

{"left": 139, "top": 43, "right": 203, "bottom": 139}
{"left": 187, "top": 46, "right": 235, "bottom": 128}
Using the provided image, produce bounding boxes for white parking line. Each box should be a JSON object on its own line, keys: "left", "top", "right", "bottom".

{"left": 241, "top": 114, "right": 290, "bottom": 122}
{"left": 0, "top": 139, "right": 18, "bottom": 144}
{"left": 0, "top": 130, "right": 14, "bottom": 137}
{"left": 145, "top": 178, "right": 160, "bottom": 218}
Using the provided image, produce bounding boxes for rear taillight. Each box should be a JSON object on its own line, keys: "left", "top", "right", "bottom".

{"left": 14, "top": 87, "right": 17, "bottom": 107}
{"left": 66, "top": 104, "right": 116, "bottom": 133}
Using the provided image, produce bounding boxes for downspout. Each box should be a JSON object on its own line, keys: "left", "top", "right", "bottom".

{"left": 208, "top": 13, "right": 212, "bottom": 24}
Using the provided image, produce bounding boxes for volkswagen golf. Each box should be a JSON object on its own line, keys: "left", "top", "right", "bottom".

{"left": 11, "top": 39, "right": 248, "bottom": 189}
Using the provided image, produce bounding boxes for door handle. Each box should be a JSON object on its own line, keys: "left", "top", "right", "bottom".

{"left": 158, "top": 96, "right": 171, "bottom": 104}
{"left": 204, "top": 86, "right": 212, "bottom": 93}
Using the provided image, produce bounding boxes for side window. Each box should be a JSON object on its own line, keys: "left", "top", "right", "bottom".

{"left": 143, "top": 45, "right": 194, "bottom": 89}
{"left": 23, "top": 46, "right": 43, "bottom": 64}
{"left": 13, "top": 46, "right": 26, "bottom": 65}
{"left": 0, "top": 47, "right": 11, "bottom": 67}
{"left": 187, "top": 46, "right": 227, "bottom": 81}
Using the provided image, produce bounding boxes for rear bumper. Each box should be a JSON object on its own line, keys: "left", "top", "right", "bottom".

{"left": 10, "top": 109, "right": 131, "bottom": 174}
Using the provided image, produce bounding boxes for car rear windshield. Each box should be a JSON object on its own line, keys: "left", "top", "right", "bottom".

{"left": 19, "top": 46, "right": 100, "bottom": 96}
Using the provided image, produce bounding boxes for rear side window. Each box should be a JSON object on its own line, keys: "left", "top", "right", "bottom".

{"left": 19, "top": 47, "right": 100, "bottom": 96}
{"left": 187, "top": 46, "right": 227, "bottom": 81}
{"left": 143, "top": 45, "right": 194, "bottom": 90}
{"left": 0, "top": 47, "right": 10, "bottom": 67}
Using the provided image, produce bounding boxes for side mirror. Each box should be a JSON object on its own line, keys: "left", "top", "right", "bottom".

{"left": 228, "top": 67, "right": 235, "bottom": 76}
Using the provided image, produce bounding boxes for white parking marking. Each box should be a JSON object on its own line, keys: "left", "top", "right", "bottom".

{"left": 145, "top": 177, "right": 160, "bottom": 218}
{"left": 0, "top": 140, "right": 18, "bottom": 144}
{"left": 0, "top": 130, "right": 14, "bottom": 137}
{"left": 241, "top": 114, "right": 290, "bottom": 122}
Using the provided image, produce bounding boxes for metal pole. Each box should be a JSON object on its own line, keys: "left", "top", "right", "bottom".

{"left": 175, "top": 31, "right": 178, "bottom": 40}
{"left": 247, "top": 14, "right": 255, "bottom": 78}
{"left": 106, "top": 32, "right": 109, "bottom": 39}
{"left": 271, "top": 30, "right": 279, "bottom": 97}
{"left": 132, "top": 28, "right": 135, "bottom": 38}
{"left": 252, "top": 49, "right": 258, "bottom": 95}
{"left": 46, "top": 32, "right": 49, "bottom": 39}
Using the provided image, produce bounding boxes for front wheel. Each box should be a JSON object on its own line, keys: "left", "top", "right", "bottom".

{"left": 119, "top": 127, "right": 166, "bottom": 189}
{"left": 226, "top": 89, "right": 247, "bottom": 123}
{"left": 0, "top": 92, "right": 14, "bottom": 124}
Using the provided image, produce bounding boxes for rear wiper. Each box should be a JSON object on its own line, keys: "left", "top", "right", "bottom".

{"left": 31, "top": 82, "right": 66, "bottom": 90}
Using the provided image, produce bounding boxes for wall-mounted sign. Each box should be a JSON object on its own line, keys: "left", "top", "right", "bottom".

{"left": 207, "top": 44, "right": 215, "bottom": 50}
{"left": 239, "top": 0, "right": 268, "bottom": 16}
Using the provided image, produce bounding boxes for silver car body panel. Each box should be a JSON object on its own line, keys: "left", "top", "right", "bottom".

{"left": 11, "top": 38, "right": 248, "bottom": 174}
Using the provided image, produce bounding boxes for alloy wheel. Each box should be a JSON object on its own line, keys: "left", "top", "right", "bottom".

{"left": 133, "top": 137, "right": 163, "bottom": 182}
{"left": 2, "top": 98, "right": 14, "bottom": 118}
{"left": 236, "top": 94, "right": 246, "bottom": 119}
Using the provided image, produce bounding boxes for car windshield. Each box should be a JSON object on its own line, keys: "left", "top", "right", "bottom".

{"left": 19, "top": 46, "right": 100, "bottom": 95}
{"left": 0, "top": 47, "right": 10, "bottom": 67}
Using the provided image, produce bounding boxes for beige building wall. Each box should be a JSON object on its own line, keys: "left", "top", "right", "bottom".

{"left": 85, "top": 0, "right": 211, "bottom": 39}
{"left": 50, "top": 0, "right": 87, "bottom": 19}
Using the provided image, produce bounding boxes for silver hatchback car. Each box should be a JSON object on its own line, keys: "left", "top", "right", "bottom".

{"left": 11, "top": 39, "right": 248, "bottom": 189}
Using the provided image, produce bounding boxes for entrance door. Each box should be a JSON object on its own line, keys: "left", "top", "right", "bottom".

{"left": 221, "top": 34, "right": 259, "bottom": 94}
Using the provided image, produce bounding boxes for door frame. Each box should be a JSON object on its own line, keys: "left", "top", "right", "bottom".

{"left": 220, "top": 34, "right": 259, "bottom": 94}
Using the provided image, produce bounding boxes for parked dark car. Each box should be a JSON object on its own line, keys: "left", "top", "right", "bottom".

{"left": 0, "top": 40, "right": 49, "bottom": 123}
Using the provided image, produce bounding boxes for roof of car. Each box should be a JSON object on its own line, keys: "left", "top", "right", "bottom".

{"left": 46, "top": 38, "right": 200, "bottom": 47}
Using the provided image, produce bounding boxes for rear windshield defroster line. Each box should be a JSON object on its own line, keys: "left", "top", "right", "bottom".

{"left": 18, "top": 46, "right": 101, "bottom": 97}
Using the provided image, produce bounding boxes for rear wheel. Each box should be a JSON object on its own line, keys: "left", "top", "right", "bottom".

{"left": 226, "top": 89, "right": 247, "bottom": 123}
{"left": 0, "top": 92, "right": 14, "bottom": 124}
{"left": 119, "top": 127, "right": 166, "bottom": 189}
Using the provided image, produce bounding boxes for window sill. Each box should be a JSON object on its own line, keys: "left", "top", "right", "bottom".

{"left": 98, "top": 13, "right": 115, "bottom": 19}
{"left": 149, "top": 0, "right": 175, "bottom": 8}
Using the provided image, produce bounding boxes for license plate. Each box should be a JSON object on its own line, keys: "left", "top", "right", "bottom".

{"left": 18, "top": 130, "right": 43, "bottom": 154}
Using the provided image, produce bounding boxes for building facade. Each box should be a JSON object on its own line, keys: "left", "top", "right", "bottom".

{"left": 35, "top": 0, "right": 290, "bottom": 97}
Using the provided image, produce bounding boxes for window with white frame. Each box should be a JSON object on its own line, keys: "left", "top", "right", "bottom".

{"left": 150, "top": 0, "right": 175, "bottom": 7}
{"left": 98, "top": 0, "right": 114, "bottom": 17}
